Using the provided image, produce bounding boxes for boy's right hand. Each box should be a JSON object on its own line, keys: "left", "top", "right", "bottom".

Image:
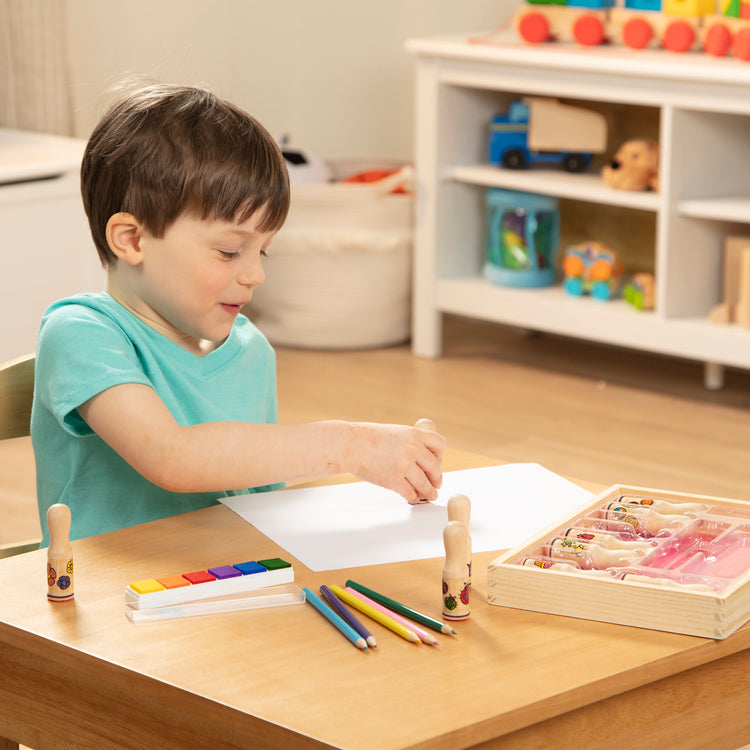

{"left": 344, "top": 422, "right": 446, "bottom": 505}
{"left": 79, "top": 385, "right": 445, "bottom": 501}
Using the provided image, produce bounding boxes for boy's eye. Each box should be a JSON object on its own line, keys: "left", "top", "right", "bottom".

{"left": 216, "top": 249, "right": 239, "bottom": 260}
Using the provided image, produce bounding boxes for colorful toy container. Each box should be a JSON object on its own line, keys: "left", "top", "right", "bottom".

{"left": 484, "top": 189, "right": 559, "bottom": 288}
{"left": 562, "top": 240, "right": 623, "bottom": 300}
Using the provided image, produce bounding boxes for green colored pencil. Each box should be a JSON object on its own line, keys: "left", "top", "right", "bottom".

{"left": 345, "top": 580, "right": 456, "bottom": 635}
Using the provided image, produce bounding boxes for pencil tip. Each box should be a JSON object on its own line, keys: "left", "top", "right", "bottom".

{"left": 367, "top": 637, "right": 378, "bottom": 647}
{"left": 357, "top": 639, "right": 368, "bottom": 649}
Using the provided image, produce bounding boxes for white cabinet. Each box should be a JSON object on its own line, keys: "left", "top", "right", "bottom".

{"left": 0, "top": 129, "right": 102, "bottom": 362}
{"left": 406, "top": 33, "right": 750, "bottom": 386}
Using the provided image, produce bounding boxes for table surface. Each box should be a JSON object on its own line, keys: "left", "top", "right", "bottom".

{"left": 2, "top": 450, "right": 750, "bottom": 750}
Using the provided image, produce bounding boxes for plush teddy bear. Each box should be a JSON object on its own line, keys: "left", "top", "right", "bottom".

{"left": 601, "top": 139, "right": 659, "bottom": 192}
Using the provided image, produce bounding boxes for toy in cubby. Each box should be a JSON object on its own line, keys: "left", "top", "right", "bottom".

{"left": 600, "top": 140, "right": 659, "bottom": 192}
{"left": 488, "top": 98, "right": 607, "bottom": 173}
{"left": 562, "top": 240, "right": 623, "bottom": 300}
{"left": 710, "top": 236, "right": 750, "bottom": 328}
{"left": 484, "top": 189, "right": 559, "bottom": 288}
{"left": 488, "top": 485, "right": 750, "bottom": 637}
{"left": 624, "top": 272, "right": 655, "bottom": 311}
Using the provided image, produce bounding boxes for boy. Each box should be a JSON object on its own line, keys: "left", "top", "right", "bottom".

{"left": 31, "top": 83, "right": 444, "bottom": 544}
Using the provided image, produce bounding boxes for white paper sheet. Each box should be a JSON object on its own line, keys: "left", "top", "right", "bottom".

{"left": 221, "top": 463, "right": 594, "bottom": 572}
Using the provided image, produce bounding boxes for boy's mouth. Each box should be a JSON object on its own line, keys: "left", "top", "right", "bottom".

{"left": 220, "top": 303, "right": 242, "bottom": 315}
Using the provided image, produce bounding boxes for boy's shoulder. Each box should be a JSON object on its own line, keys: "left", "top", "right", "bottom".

{"left": 43, "top": 292, "right": 118, "bottom": 322}
{"left": 38, "top": 293, "right": 136, "bottom": 348}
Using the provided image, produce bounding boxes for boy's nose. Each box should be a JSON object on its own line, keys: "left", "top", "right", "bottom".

{"left": 237, "top": 257, "right": 265, "bottom": 287}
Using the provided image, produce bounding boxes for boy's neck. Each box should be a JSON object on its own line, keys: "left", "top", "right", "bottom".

{"left": 105, "top": 275, "right": 218, "bottom": 357}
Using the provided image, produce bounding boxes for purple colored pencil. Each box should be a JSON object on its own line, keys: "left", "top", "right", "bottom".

{"left": 320, "top": 585, "right": 377, "bottom": 648}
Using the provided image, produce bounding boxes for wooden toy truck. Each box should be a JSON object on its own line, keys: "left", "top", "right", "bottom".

{"left": 488, "top": 97, "right": 608, "bottom": 172}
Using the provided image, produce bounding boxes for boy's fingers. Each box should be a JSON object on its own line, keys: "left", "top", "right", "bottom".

{"left": 404, "top": 466, "right": 440, "bottom": 505}
{"left": 419, "top": 447, "right": 443, "bottom": 488}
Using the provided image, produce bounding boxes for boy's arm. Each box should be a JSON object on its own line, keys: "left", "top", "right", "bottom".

{"left": 77, "top": 383, "right": 445, "bottom": 503}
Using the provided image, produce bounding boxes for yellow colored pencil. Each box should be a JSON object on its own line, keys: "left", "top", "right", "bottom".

{"left": 329, "top": 585, "right": 420, "bottom": 644}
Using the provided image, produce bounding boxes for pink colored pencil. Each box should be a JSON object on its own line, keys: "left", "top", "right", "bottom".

{"left": 344, "top": 586, "right": 439, "bottom": 646}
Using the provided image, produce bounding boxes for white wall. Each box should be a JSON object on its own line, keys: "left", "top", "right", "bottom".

{"left": 63, "top": 0, "right": 513, "bottom": 161}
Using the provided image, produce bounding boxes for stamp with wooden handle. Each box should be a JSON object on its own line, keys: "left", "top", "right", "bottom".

{"left": 562, "top": 527, "right": 651, "bottom": 550}
{"left": 544, "top": 537, "right": 649, "bottom": 569}
{"left": 604, "top": 503, "right": 688, "bottom": 535}
{"left": 442, "top": 520, "right": 470, "bottom": 620}
{"left": 617, "top": 495, "right": 707, "bottom": 515}
{"left": 447, "top": 493, "right": 472, "bottom": 586}
{"left": 47, "top": 503, "right": 74, "bottom": 602}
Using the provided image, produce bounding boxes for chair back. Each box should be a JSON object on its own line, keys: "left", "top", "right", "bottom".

{"left": 0, "top": 353, "right": 39, "bottom": 557}
{"left": 0, "top": 354, "right": 35, "bottom": 440}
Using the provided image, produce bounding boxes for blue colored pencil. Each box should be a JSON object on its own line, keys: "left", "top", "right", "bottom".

{"left": 303, "top": 587, "right": 368, "bottom": 650}
{"left": 320, "top": 584, "right": 377, "bottom": 648}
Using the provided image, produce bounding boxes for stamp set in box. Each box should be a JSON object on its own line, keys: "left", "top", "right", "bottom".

{"left": 488, "top": 485, "right": 750, "bottom": 638}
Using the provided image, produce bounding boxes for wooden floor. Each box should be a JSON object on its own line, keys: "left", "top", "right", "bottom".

{"left": 4, "top": 314, "right": 750, "bottom": 548}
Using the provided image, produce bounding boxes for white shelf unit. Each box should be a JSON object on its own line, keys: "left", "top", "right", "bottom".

{"left": 406, "top": 33, "right": 750, "bottom": 386}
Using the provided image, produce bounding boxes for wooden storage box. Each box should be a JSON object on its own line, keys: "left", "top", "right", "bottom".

{"left": 487, "top": 485, "right": 750, "bottom": 639}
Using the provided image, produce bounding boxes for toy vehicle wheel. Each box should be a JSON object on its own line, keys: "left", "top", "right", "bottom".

{"left": 564, "top": 277, "right": 584, "bottom": 297}
{"left": 732, "top": 27, "right": 750, "bottom": 60}
{"left": 592, "top": 281, "right": 612, "bottom": 301}
{"left": 622, "top": 18, "right": 653, "bottom": 49}
{"left": 502, "top": 149, "right": 527, "bottom": 170}
{"left": 573, "top": 14, "right": 606, "bottom": 46}
{"left": 704, "top": 22, "right": 732, "bottom": 56}
{"left": 517, "top": 11, "right": 550, "bottom": 43}
{"left": 662, "top": 20, "right": 695, "bottom": 52}
{"left": 562, "top": 153, "right": 587, "bottom": 172}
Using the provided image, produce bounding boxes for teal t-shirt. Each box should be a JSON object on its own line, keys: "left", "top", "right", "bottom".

{"left": 32, "top": 292, "right": 280, "bottom": 544}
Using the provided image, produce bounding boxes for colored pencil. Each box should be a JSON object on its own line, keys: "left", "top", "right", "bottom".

{"left": 329, "top": 585, "right": 420, "bottom": 644}
{"left": 345, "top": 579, "right": 456, "bottom": 635}
{"left": 320, "top": 585, "right": 377, "bottom": 648}
{"left": 303, "top": 587, "right": 368, "bottom": 650}
{"left": 344, "top": 587, "right": 439, "bottom": 646}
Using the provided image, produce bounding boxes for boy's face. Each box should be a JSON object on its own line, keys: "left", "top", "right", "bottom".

{"left": 124, "top": 211, "right": 275, "bottom": 351}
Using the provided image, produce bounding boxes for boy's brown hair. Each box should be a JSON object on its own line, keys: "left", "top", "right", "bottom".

{"left": 81, "top": 82, "right": 290, "bottom": 267}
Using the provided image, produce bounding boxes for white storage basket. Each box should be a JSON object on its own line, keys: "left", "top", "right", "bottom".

{"left": 247, "top": 161, "right": 413, "bottom": 349}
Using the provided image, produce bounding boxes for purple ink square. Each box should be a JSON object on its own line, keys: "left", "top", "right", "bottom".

{"left": 207, "top": 565, "right": 242, "bottom": 579}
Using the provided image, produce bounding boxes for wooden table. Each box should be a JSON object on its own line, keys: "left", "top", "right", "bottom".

{"left": 2, "top": 451, "right": 750, "bottom": 750}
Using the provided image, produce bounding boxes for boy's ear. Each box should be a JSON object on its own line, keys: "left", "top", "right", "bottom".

{"left": 106, "top": 212, "right": 145, "bottom": 266}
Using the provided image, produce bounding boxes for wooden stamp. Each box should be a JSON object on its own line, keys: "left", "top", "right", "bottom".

{"left": 442, "top": 520, "right": 470, "bottom": 620}
{"left": 521, "top": 558, "right": 613, "bottom": 577}
{"left": 617, "top": 494, "right": 706, "bottom": 515}
{"left": 47, "top": 503, "right": 74, "bottom": 602}
{"left": 414, "top": 417, "right": 435, "bottom": 432}
{"left": 604, "top": 502, "right": 688, "bottom": 535}
{"left": 562, "top": 527, "right": 651, "bottom": 549}
{"left": 544, "top": 536, "right": 648, "bottom": 568}
{"left": 447, "top": 493, "right": 472, "bottom": 585}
